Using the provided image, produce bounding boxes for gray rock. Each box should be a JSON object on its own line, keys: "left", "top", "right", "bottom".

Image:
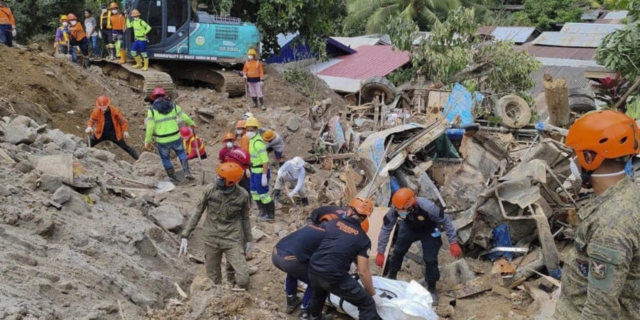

{"left": 97, "top": 304, "right": 118, "bottom": 315}
{"left": 39, "top": 174, "right": 63, "bottom": 193}
{"left": 74, "top": 147, "right": 89, "bottom": 159}
{"left": 54, "top": 137, "right": 76, "bottom": 152}
{"left": 88, "top": 194, "right": 100, "bottom": 204}
{"left": 286, "top": 115, "right": 300, "bottom": 132}
{"left": 15, "top": 161, "right": 33, "bottom": 174}
{"left": 8, "top": 253, "right": 38, "bottom": 266}
{"left": 3, "top": 125, "right": 37, "bottom": 145}
{"left": 19, "top": 210, "right": 35, "bottom": 221}
{"left": 32, "top": 134, "right": 52, "bottom": 148}
{"left": 36, "top": 217, "right": 55, "bottom": 238}
{"left": 10, "top": 115, "right": 35, "bottom": 128}
{"left": 52, "top": 186, "right": 72, "bottom": 205}
{"left": 64, "top": 193, "right": 91, "bottom": 215}
{"left": 149, "top": 204, "right": 184, "bottom": 232}
{"left": 89, "top": 149, "right": 115, "bottom": 162}
{"left": 4, "top": 213, "right": 18, "bottom": 225}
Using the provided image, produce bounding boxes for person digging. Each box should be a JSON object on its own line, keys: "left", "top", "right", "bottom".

{"left": 85, "top": 95, "right": 139, "bottom": 160}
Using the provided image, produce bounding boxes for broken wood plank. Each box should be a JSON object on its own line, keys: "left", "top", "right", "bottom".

{"left": 197, "top": 114, "right": 211, "bottom": 124}
{"left": 456, "top": 274, "right": 501, "bottom": 298}
{"left": 195, "top": 108, "right": 216, "bottom": 118}
{"left": 43, "top": 199, "right": 62, "bottom": 210}
{"left": 543, "top": 74, "right": 570, "bottom": 128}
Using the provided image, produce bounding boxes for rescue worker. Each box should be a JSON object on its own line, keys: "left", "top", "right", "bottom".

{"left": 376, "top": 188, "right": 461, "bottom": 305}
{"left": 235, "top": 120, "right": 250, "bottom": 152}
{"left": 245, "top": 117, "right": 276, "bottom": 222}
{"left": 218, "top": 132, "right": 240, "bottom": 163}
{"left": 85, "top": 96, "right": 139, "bottom": 160}
{"left": 144, "top": 87, "right": 196, "bottom": 182}
{"left": 242, "top": 49, "right": 265, "bottom": 110}
{"left": 66, "top": 13, "right": 90, "bottom": 68}
{"left": 554, "top": 110, "right": 640, "bottom": 320}
{"left": 308, "top": 198, "right": 382, "bottom": 320}
{"left": 109, "top": 2, "right": 126, "bottom": 64}
{"left": 84, "top": 9, "right": 99, "bottom": 57}
{"left": 0, "top": 0, "right": 16, "bottom": 47}
{"left": 273, "top": 156, "right": 308, "bottom": 206}
{"left": 180, "top": 162, "right": 254, "bottom": 289}
{"left": 126, "top": 9, "right": 151, "bottom": 70}
{"left": 306, "top": 205, "right": 369, "bottom": 233}
{"left": 54, "top": 15, "right": 70, "bottom": 54}
{"left": 262, "top": 129, "right": 285, "bottom": 167}
{"left": 224, "top": 148, "right": 251, "bottom": 200}
{"left": 180, "top": 127, "right": 207, "bottom": 160}
{"left": 99, "top": 3, "right": 115, "bottom": 59}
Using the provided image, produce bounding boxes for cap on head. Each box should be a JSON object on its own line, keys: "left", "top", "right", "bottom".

{"left": 392, "top": 188, "right": 417, "bottom": 211}
{"left": 60, "top": 14, "right": 68, "bottom": 22}
{"left": 131, "top": 9, "right": 140, "bottom": 17}
{"left": 262, "top": 130, "right": 275, "bottom": 141}
{"left": 248, "top": 49, "right": 257, "bottom": 56}
{"left": 100, "top": 3, "right": 107, "bottom": 9}
{"left": 244, "top": 117, "right": 260, "bottom": 129}
{"left": 291, "top": 156, "right": 304, "bottom": 169}
{"left": 566, "top": 110, "right": 640, "bottom": 171}
{"left": 67, "top": 13, "right": 78, "bottom": 21}
{"left": 216, "top": 162, "right": 244, "bottom": 186}
{"left": 96, "top": 95, "right": 111, "bottom": 108}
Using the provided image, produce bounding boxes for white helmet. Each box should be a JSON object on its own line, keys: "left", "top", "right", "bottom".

{"left": 291, "top": 156, "right": 305, "bottom": 170}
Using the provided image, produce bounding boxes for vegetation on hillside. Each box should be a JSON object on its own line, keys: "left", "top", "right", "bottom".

{"left": 513, "top": 0, "right": 583, "bottom": 30}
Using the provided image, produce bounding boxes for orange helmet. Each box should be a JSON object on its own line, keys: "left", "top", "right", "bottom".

{"left": 216, "top": 162, "right": 244, "bottom": 186}
{"left": 319, "top": 213, "right": 340, "bottom": 223}
{"left": 392, "top": 188, "right": 417, "bottom": 211}
{"left": 130, "top": 9, "right": 140, "bottom": 17}
{"left": 262, "top": 130, "right": 275, "bottom": 142}
{"left": 348, "top": 198, "right": 374, "bottom": 217}
{"left": 566, "top": 110, "right": 640, "bottom": 171}
{"left": 222, "top": 132, "right": 236, "bottom": 142}
{"left": 96, "top": 95, "right": 111, "bottom": 108}
{"left": 361, "top": 218, "right": 369, "bottom": 233}
{"left": 67, "top": 13, "right": 78, "bottom": 21}
{"left": 235, "top": 120, "right": 246, "bottom": 129}
{"left": 109, "top": 2, "right": 119, "bottom": 9}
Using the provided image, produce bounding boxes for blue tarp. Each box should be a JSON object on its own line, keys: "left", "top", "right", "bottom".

{"left": 442, "top": 83, "right": 483, "bottom": 126}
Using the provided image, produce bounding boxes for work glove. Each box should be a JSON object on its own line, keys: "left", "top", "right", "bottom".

{"left": 373, "top": 294, "right": 383, "bottom": 308}
{"left": 98, "top": 32, "right": 102, "bottom": 39}
{"left": 245, "top": 169, "right": 250, "bottom": 178}
{"left": 243, "top": 75, "right": 247, "bottom": 80}
{"left": 144, "top": 142, "right": 152, "bottom": 151}
{"left": 85, "top": 127, "right": 93, "bottom": 134}
{"left": 260, "top": 81, "right": 264, "bottom": 87}
{"left": 123, "top": 131, "right": 130, "bottom": 139}
{"left": 12, "top": 29, "right": 16, "bottom": 38}
{"left": 349, "top": 262, "right": 357, "bottom": 274}
{"left": 261, "top": 174, "right": 268, "bottom": 187}
{"left": 450, "top": 242, "right": 462, "bottom": 258}
{"left": 178, "top": 238, "right": 188, "bottom": 257}
{"left": 245, "top": 242, "right": 254, "bottom": 255}
{"left": 375, "top": 253, "right": 385, "bottom": 268}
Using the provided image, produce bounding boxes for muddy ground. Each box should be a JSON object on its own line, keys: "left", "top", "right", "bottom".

{"left": 0, "top": 43, "right": 534, "bottom": 320}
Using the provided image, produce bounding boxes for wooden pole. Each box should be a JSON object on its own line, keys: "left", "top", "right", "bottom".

{"left": 543, "top": 74, "right": 571, "bottom": 128}
{"left": 613, "top": 76, "right": 640, "bottom": 111}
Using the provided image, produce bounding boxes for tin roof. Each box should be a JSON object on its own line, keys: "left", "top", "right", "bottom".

{"left": 478, "top": 26, "right": 538, "bottom": 43}
{"left": 560, "top": 23, "right": 624, "bottom": 34}
{"left": 317, "top": 45, "right": 410, "bottom": 80}
{"left": 330, "top": 36, "right": 384, "bottom": 49}
{"left": 531, "top": 32, "right": 605, "bottom": 48}
{"left": 603, "top": 10, "right": 628, "bottom": 19}
{"left": 526, "top": 46, "right": 596, "bottom": 60}
{"left": 581, "top": 9, "right": 601, "bottom": 21}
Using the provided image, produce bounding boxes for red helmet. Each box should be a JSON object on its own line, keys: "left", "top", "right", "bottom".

{"left": 179, "top": 127, "right": 192, "bottom": 139}
{"left": 150, "top": 87, "right": 167, "bottom": 100}
{"left": 226, "top": 148, "right": 250, "bottom": 169}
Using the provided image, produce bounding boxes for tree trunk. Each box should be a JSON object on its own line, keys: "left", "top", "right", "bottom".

{"left": 543, "top": 74, "right": 571, "bottom": 128}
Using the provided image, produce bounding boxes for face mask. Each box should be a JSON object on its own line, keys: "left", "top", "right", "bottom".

{"left": 62, "top": 22, "right": 69, "bottom": 27}
{"left": 215, "top": 177, "right": 226, "bottom": 189}
{"left": 246, "top": 131, "right": 256, "bottom": 138}
{"left": 398, "top": 211, "right": 409, "bottom": 218}
{"left": 112, "top": 9, "right": 118, "bottom": 14}
{"left": 134, "top": 17, "right": 140, "bottom": 20}
{"left": 248, "top": 55, "right": 254, "bottom": 60}
{"left": 236, "top": 129, "right": 243, "bottom": 135}
{"left": 102, "top": 9, "right": 107, "bottom": 13}
{"left": 100, "top": 106, "right": 108, "bottom": 112}
{"left": 226, "top": 142, "right": 234, "bottom": 148}
{"left": 70, "top": 21, "right": 77, "bottom": 26}
{"left": 569, "top": 157, "right": 581, "bottom": 179}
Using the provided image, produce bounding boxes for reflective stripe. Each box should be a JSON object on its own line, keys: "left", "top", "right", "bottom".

{"left": 155, "top": 117, "right": 177, "bottom": 124}
{"left": 177, "top": 111, "right": 184, "bottom": 116}
{"left": 146, "top": 117, "right": 154, "bottom": 121}
{"left": 256, "top": 148, "right": 266, "bottom": 153}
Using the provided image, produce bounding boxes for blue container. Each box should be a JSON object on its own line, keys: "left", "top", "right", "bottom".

{"left": 445, "top": 128, "right": 465, "bottom": 141}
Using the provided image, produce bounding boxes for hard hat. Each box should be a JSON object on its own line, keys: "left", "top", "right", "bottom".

{"left": 226, "top": 148, "right": 250, "bottom": 167}
{"left": 566, "top": 110, "right": 640, "bottom": 171}
{"left": 243, "top": 112, "right": 254, "bottom": 120}
{"left": 96, "top": 95, "right": 111, "bottom": 108}
{"left": 291, "top": 156, "right": 305, "bottom": 169}
{"left": 216, "top": 162, "right": 244, "bottom": 186}
{"left": 109, "top": 2, "right": 119, "bottom": 9}
{"left": 67, "top": 13, "right": 78, "bottom": 21}
{"left": 131, "top": 9, "right": 140, "bottom": 17}
{"left": 348, "top": 198, "right": 374, "bottom": 217}
{"left": 392, "top": 188, "right": 417, "bottom": 211}
{"left": 248, "top": 49, "right": 257, "bottom": 56}
{"left": 244, "top": 117, "right": 260, "bottom": 129}
{"left": 223, "top": 132, "right": 236, "bottom": 142}
{"left": 235, "top": 120, "right": 246, "bottom": 129}
{"left": 150, "top": 87, "right": 167, "bottom": 100}
{"left": 262, "top": 130, "right": 275, "bottom": 142}
{"left": 60, "top": 15, "right": 68, "bottom": 22}
{"left": 361, "top": 218, "right": 369, "bottom": 233}
{"left": 179, "top": 127, "right": 193, "bottom": 139}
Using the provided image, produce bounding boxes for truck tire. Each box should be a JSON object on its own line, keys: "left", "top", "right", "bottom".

{"left": 494, "top": 95, "right": 531, "bottom": 129}
{"left": 361, "top": 76, "right": 397, "bottom": 104}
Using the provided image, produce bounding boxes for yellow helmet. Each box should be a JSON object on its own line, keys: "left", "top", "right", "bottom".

{"left": 248, "top": 48, "right": 257, "bottom": 56}
{"left": 244, "top": 117, "right": 260, "bottom": 129}
{"left": 262, "top": 130, "right": 275, "bottom": 141}
{"left": 60, "top": 15, "right": 68, "bottom": 22}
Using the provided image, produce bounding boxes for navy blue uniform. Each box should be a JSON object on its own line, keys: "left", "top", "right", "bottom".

{"left": 306, "top": 205, "right": 347, "bottom": 225}
{"left": 308, "top": 217, "right": 380, "bottom": 320}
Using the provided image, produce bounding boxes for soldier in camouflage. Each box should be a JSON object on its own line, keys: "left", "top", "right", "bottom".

{"left": 555, "top": 110, "right": 640, "bottom": 319}
{"left": 180, "top": 162, "right": 254, "bottom": 289}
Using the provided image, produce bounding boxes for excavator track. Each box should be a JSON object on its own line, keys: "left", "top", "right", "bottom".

{"left": 164, "top": 63, "right": 246, "bottom": 97}
{"left": 95, "top": 59, "right": 176, "bottom": 98}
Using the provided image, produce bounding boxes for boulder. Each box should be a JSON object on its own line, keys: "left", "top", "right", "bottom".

{"left": 39, "top": 174, "right": 63, "bottom": 193}
{"left": 149, "top": 204, "right": 184, "bottom": 232}
{"left": 36, "top": 217, "right": 55, "bottom": 238}
{"left": 52, "top": 186, "right": 73, "bottom": 205}
{"left": 89, "top": 148, "right": 115, "bottom": 162}
{"left": 10, "top": 115, "right": 36, "bottom": 128}
{"left": 63, "top": 193, "right": 91, "bottom": 215}
{"left": 285, "top": 115, "right": 300, "bottom": 132}
{"left": 74, "top": 147, "right": 89, "bottom": 159}
{"left": 15, "top": 160, "right": 33, "bottom": 173}
{"left": 3, "top": 125, "right": 37, "bottom": 145}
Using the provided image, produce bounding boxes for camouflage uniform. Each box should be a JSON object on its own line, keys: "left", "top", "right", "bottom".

{"left": 182, "top": 184, "right": 253, "bottom": 288}
{"left": 555, "top": 177, "right": 640, "bottom": 320}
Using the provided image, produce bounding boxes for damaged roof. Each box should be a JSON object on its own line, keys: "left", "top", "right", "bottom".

{"left": 560, "top": 23, "right": 624, "bottom": 34}
{"left": 525, "top": 46, "right": 597, "bottom": 61}
{"left": 531, "top": 32, "right": 606, "bottom": 48}
{"left": 330, "top": 36, "right": 385, "bottom": 49}
{"left": 478, "top": 26, "right": 539, "bottom": 44}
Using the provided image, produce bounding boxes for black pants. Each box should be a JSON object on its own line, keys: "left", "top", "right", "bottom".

{"left": 308, "top": 272, "right": 380, "bottom": 320}
{"left": 90, "top": 135, "right": 139, "bottom": 160}
{"left": 239, "top": 174, "right": 250, "bottom": 195}
{"left": 388, "top": 221, "right": 442, "bottom": 283}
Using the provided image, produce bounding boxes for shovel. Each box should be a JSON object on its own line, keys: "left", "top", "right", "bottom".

{"left": 191, "top": 128, "right": 205, "bottom": 185}
{"left": 106, "top": 172, "right": 175, "bottom": 194}
{"left": 147, "top": 214, "right": 205, "bottom": 264}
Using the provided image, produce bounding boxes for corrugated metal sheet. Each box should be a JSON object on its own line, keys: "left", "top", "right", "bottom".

{"left": 478, "top": 26, "right": 496, "bottom": 35}
{"left": 492, "top": 27, "right": 537, "bottom": 44}
{"left": 531, "top": 32, "right": 605, "bottom": 47}
{"left": 330, "top": 36, "right": 382, "bottom": 49}
{"left": 603, "top": 10, "right": 628, "bottom": 19}
{"left": 318, "top": 45, "right": 410, "bottom": 79}
{"left": 560, "top": 23, "right": 623, "bottom": 34}
{"left": 535, "top": 58, "right": 601, "bottom": 67}
{"left": 316, "top": 75, "right": 362, "bottom": 93}
{"left": 526, "top": 46, "right": 596, "bottom": 60}
{"left": 309, "top": 58, "right": 343, "bottom": 74}
{"left": 581, "top": 9, "right": 601, "bottom": 21}
{"left": 412, "top": 32, "right": 431, "bottom": 45}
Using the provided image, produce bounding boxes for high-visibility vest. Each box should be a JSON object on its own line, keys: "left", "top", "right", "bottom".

{"left": 249, "top": 135, "right": 268, "bottom": 173}
{"left": 126, "top": 18, "right": 151, "bottom": 40}
{"left": 100, "top": 11, "right": 112, "bottom": 30}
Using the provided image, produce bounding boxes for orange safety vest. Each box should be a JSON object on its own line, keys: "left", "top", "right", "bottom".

{"left": 110, "top": 14, "right": 126, "bottom": 31}
{"left": 240, "top": 133, "right": 250, "bottom": 152}
{"left": 69, "top": 23, "right": 86, "bottom": 41}
{"left": 242, "top": 60, "right": 264, "bottom": 80}
{"left": 183, "top": 136, "right": 206, "bottom": 160}
{"left": 0, "top": 7, "right": 15, "bottom": 27}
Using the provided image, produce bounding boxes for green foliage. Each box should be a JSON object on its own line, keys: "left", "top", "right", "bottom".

{"left": 281, "top": 66, "right": 321, "bottom": 99}
{"left": 10, "top": 0, "right": 87, "bottom": 42}
{"left": 513, "top": 0, "right": 582, "bottom": 30}
{"left": 596, "top": 17, "right": 640, "bottom": 81}
{"left": 387, "top": 8, "right": 541, "bottom": 96}
{"left": 626, "top": 97, "right": 640, "bottom": 119}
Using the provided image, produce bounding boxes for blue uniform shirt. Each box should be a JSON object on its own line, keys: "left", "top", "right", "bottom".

{"left": 275, "top": 224, "right": 326, "bottom": 263}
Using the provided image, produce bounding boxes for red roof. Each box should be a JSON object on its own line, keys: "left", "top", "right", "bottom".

{"left": 318, "top": 45, "right": 410, "bottom": 79}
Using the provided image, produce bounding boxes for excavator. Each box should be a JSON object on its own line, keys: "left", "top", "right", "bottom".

{"left": 96, "top": 0, "right": 261, "bottom": 97}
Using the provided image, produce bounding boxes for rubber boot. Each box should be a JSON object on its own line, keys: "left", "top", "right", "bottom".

{"left": 310, "top": 314, "right": 332, "bottom": 320}
{"left": 387, "top": 269, "right": 398, "bottom": 280}
{"left": 427, "top": 282, "right": 438, "bottom": 305}
{"left": 165, "top": 168, "right": 178, "bottom": 182}
{"left": 272, "top": 189, "right": 281, "bottom": 203}
{"left": 258, "top": 201, "right": 275, "bottom": 222}
{"left": 298, "top": 308, "right": 310, "bottom": 320}
{"left": 259, "top": 97, "right": 266, "bottom": 111}
{"left": 286, "top": 295, "right": 302, "bottom": 314}
{"left": 132, "top": 55, "right": 142, "bottom": 69}
{"left": 251, "top": 97, "right": 258, "bottom": 109}
{"left": 181, "top": 159, "right": 195, "bottom": 180}
{"left": 108, "top": 47, "right": 116, "bottom": 60}
{"left": 142, "top": 57, "right": 149, "bottom": 71}
{"left": 301, "top": 198, "right": 309, "bottom": 206}
{"left": 255, "top": 201, "right": 265, "bottom": 218}
{"left": 118, "top": 49, "right": 126, "bottom": 64}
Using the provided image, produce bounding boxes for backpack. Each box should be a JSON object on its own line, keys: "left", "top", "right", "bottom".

{"left": 151, "top": 97, "right": 176, "bottom": 116}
